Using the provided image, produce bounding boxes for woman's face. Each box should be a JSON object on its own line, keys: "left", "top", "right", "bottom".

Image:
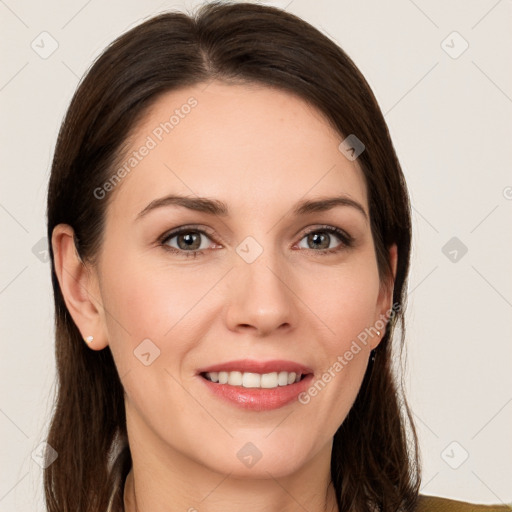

{"left": 88, "top": 81, "right": 396, "bottom": 478}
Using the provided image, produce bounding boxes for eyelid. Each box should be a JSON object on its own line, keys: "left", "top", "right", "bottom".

{"left": 158, "top": 224, "right": 219, "bottom": 244}
{"left": 297, "top": 224, "right": 353, "bottom": 244}
{"left": 158, "top": 223, "right": 354, "bottom": 255}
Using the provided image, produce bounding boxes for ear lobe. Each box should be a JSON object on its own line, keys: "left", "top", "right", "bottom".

{"left": 51, "top": 224, "right": 108, "bottom": 350}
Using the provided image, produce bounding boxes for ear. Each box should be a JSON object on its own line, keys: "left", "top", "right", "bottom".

{"left": 51, "top": 224, "right": 109, "bottom": 350}
{"left": 373, "top": 243, "right": 398, "bottom": 348}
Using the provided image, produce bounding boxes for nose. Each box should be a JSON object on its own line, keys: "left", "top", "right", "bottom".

{"left": 224, "top": 249, "right": 298, "bottom": 337}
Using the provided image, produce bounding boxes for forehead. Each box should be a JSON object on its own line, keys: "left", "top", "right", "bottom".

{"left": 109, "top": 81, "right": 368, "bottom": 219}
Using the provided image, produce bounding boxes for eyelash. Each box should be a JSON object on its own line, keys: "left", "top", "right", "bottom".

{"left": 158, "top": 224, "right": 354, "bottom": 259}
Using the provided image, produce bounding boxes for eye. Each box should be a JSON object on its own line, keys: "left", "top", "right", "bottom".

{"left": 159, "top": 226, "right": 218, "bottom": 258}
{"left": 158, "top": 224, "right": 354, "bottom": 259}
{"left": 296, "top": 225, "right": 353, "bottom": 254}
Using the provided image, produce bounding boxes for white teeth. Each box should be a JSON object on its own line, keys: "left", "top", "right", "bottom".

{"left": 261, "top": 372, "right": 278, "bottom": 388}
{"left": 277, "top": 371, "right": 288, "bottom": 386}
{"left": 242, "top": 372, "right": 260, "bottom": 388}
{"left": 204, "top": 370, "right": 302, "bottom": 388}
{"left": 228, "top": 371, "right": 242, "bottom": 386}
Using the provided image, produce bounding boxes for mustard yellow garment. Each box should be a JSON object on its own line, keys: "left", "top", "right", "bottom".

{"left": 417, "top": 494, "right": 512, "bottom": 512}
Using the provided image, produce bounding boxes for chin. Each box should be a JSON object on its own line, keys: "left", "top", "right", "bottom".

{"left": 193, "top": 435, "right": 316, "bottom": 479}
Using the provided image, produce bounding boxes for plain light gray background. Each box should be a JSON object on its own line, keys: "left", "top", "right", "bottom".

{"left": 1, "top": 0, "right": 511, "bottom": 510}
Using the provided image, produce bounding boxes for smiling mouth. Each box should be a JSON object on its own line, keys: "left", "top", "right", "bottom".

{"left": 200, "top": 370, "right": 309, "bottom": 389}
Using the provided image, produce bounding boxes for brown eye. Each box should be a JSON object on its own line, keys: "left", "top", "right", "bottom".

{"left": 297, "top": 226, "right": 353, "bottom": 254}
{"left": 173, "top": 231, "right": 203, "bottom": 251}
{"left": 160, "top": 226, "right": 218, "bottom": 258}
{"left": 305, "top": 232, "right": 331, "bottom": 250}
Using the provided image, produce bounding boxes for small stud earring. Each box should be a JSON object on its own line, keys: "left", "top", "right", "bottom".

{"left": 85, "top": 336, "right": 94, "bottom": 344}
{"left": 376, "top": 330, "right": 381, "bottom": 337}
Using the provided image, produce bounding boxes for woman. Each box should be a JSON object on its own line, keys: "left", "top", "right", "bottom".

{"left": 44, "top": 2, "right": 511, "bottom": 511}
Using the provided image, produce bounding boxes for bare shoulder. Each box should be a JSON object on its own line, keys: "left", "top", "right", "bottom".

{"left": 416, "top": 494, "right": 512, "bottom": 512}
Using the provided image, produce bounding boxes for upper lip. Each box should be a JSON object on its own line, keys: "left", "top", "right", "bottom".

{"left": 197, "top": 359, "right": 313, "bottom": 375}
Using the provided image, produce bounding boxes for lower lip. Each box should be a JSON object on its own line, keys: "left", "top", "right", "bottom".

{"left": 198, "top": 374, "right": 314, "bottom": 411}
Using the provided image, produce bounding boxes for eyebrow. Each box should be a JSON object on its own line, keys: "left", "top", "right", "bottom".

{"left": 135, "top": 194, "right": 368, "bottom": 222}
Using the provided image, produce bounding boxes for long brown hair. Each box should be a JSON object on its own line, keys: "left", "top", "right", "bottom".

{"left": 45, "top": 2, "right": 421, "bottom": 511}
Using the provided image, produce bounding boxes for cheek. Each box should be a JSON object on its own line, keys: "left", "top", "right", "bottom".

{"left": 98, "top": 251, "right": 222, "bottom": 364}
{"left": 100, "top": 237, "right": 380, "bottom": 371}
{"left": 308, "top": 259, "right": 381, "bottom": 348}
{"left": 298, "top": 266, "right": 379, "bottom": 426}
